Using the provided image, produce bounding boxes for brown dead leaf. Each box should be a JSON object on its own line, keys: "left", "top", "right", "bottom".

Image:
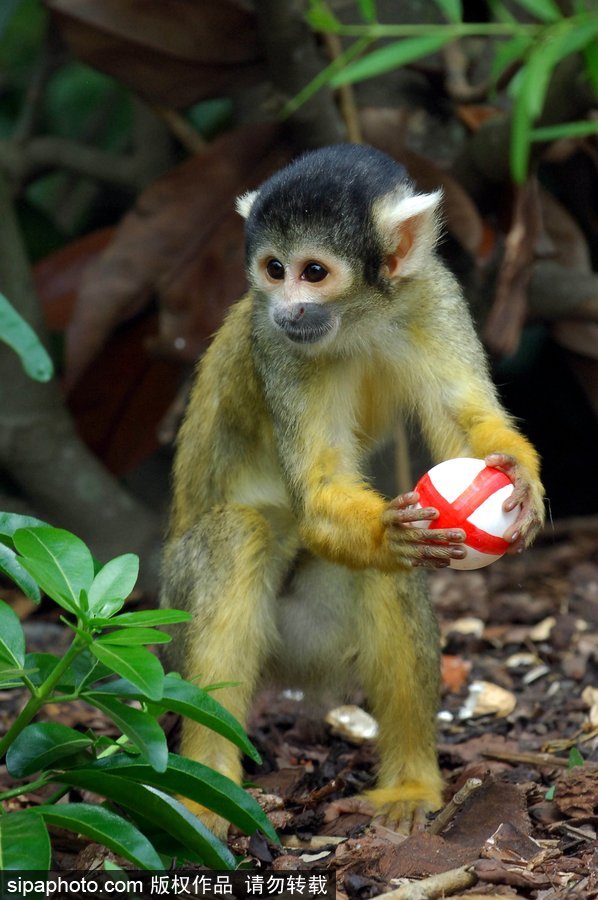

{"left": 45, "top": 0, "right": 264, "bottom": 107}
{"left": 554, "top": 763, "right": 598, "bottom": 819}
{"left": 381, "top": 832, "right": 478, "bottom": 879}
{"left": 442, "top": 778, "right": 531, "bottom": 850}
{"left": 65, "top": 123, "right": 291, "bottom": 386}
{"left": 484, "top": 178, "right": 541, "bottom": 357}
{"left": 474, "top": 858, "right": 550, "bottom": 889}
{"left": 481, "top": 821, "right": 543, "bottom": 864}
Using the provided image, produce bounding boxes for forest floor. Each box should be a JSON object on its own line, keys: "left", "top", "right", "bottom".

{"left": 1, "top": 524, "right": 597, "bottom": 898}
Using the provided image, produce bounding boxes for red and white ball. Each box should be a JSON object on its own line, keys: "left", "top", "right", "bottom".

{"left": 414, "top": 457, "right": 520, "bottom": 570}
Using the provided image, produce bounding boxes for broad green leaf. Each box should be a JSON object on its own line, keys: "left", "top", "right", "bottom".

{"left": 89, "top": 672, "right": 260, "bottom": 763}
{"left": 35, "top": 803, "right": 163, "bottom": 870}
{"left": 0, "top": 511, "right": 47, "bottom": 540}
{"left": 6, "top": 722, "right": 93, "bottom": 777}
{"left": 85, "top": 693, "right": 168, "bottom": 771}
{"left": 93, "top": 609, "right": 192, "bottom": 628}
{"left": 87, "top": 553, "right": 139, "bottom": 617}
{"left": 13, "top": 527, "right": 95, "bottom": 613}
{"left": 96, "top": 628, "right": 171, "bottom": 646}
{"left": 434, "top": 0, "right": 462, "bottom": 23}
{"left": 0, "top": 811, "right": 51, "bottom": 870}
{"left": 532, "top": 120, "right": 598, "bottom": 141}
{"left": 0, "top": 291, "right": 54, "bottom": 382}
{"left": 0, "top": 543, "right": 41, "bottom": 602}
{"left": 79, "top": 753, "right": 279, "bottom": 844}
{"left": 331, "top": 35, "right": 452, "bottom": 86}
{"left": 0, "top": 598, "right": 25, "bottom": 668}
{"left": 510, "top": 64, "right": 537, "bottom": 181}
{"left": 90, "top": 642, "right": 164, "bottom": 700}
{"left": 489, "top": 35, "right": 534, "bottom": 85}
{"left": 54, "top": 771, "right": 235, "bottom": 868}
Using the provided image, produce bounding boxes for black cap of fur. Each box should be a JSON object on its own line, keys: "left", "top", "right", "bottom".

{"left": 244, "top": 144, "right": 412, "bottom": 286}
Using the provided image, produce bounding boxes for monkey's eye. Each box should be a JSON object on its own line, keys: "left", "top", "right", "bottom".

{"left": 266, "top": 259, "right": 285, "bottom": 280}
{"left": 301, "top": 262, "right": 328, "bottom": 283}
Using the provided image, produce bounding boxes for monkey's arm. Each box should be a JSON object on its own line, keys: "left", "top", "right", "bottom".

{"left": 412, "top": 334, "right": 545, "bottom": 552}
{"left": 276, "top": 409, "right": 466, "bottom": 572}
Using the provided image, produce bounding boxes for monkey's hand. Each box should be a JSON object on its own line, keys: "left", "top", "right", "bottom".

{"left": 382, "top": 491, "right": 466, "bottom": 569}
{"left": 485, "top": 452, "right": 545, "bottom": 553}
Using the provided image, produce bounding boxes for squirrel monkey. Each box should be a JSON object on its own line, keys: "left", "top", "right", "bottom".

{"left": 161, "top": 144, "right": 544, "bottom": 835}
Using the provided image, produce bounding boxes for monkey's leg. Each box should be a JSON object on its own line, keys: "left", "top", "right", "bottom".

{"left": 357, "top": 568, "right": 443, "bottom": 833}
{"left": 161, "top": 505, "right": 295, "bottom": 837}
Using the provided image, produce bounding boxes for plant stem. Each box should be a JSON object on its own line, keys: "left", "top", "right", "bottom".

{"left": 0, "top": 635, "right": 87, "bottom": 759}
{"left": 0, "top": 775, "right": 49, "bottom": 803}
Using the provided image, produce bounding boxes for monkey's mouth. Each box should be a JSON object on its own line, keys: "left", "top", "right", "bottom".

{"left": 282, "top": 322, "right": 334, "bottom": 344}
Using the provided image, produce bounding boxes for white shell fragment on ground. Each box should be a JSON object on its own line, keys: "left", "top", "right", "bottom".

{"left": 325, "top": 704, "right": 379, "bottom": 744}
{"left": 458, "top": 680, "right": 517, "bottom": 720}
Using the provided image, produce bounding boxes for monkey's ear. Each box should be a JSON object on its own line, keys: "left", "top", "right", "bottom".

{"left": 376, "top": 189, "right": 443, "bottom": 279}
{"left": 236, "top": 190, "right": 259, "bottom": 219}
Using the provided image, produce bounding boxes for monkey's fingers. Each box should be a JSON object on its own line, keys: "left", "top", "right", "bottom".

{"left": 322, "top": 796, "right": 375, "bottom": 823}
{"left": 485, "top": 452, "right": 544, "bottom": 551}
{"left": 383, "top": 503, "right": 439, "bottom": 526}
{"left": 387, "top": 526, "right": 466, "bottom": 567}
{"left": 374, "top": 801, "right": 428, "bottom": 835}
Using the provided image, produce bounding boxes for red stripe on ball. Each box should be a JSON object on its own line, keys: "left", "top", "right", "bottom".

{"left": 417, "top": 468, "right": 511, "bottom": 555}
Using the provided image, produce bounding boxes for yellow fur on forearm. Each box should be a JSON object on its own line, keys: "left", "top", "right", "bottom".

{"left": 298, "top": 478, "right": 398, "bottom": 571}
{"left": 464, "top": 413, "right": 541, "bottom": 477}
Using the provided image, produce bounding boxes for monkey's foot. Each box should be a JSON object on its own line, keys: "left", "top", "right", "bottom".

{"left": 323, "top": 782, "right": 441, "bottom": 835}
{"left": 364, "top": 783, "right": 442, "bottom": 834}
{"left": 180, "top": 797, "right": 230, "bottom": 840}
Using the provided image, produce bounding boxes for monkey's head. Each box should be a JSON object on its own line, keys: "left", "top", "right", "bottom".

{"left": 236, "top": 144, "right": 441, "bottom": 352}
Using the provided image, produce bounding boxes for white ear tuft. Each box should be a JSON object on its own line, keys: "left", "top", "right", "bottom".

{"left": 235, "top": 190, "right": 259, "bottom": 219}
{"left": 375, "top": 188, "right": 443, "bottom": 278}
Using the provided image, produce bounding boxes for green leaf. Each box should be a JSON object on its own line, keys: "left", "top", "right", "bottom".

{"left": 54, "top": 770, "right": 235, "bottom": 868}
{"left": 510, "top": 64, "right": 537, "bottom": 182}
{"left": 331, "top": 34, "right": 452, "bottom": 86}
{"left": 531, "top": 119, "right": 598, "bottom": 141}
{"left": 13, "top": 527, "right": 95, "bottom": 613}
{"left": 6, "top": 722, "right": 93, "bottom": 777}
{"left": 90, "top": 672, "right": 260, "bottom": 763}
{"left": 305, "top": 0, "right": 340, "bottom": 31}
{"left": 489, "top": 35, "right": 534, "bottom": 85}
{"left": 356, "top": 0, "right": 377, "bottom": 23}
{"left": 545, "top": 784, "right": 556, "bottom": 800}
{"left": 36, "top": 803, "right": 163, "bottom": 870}
{"left": 78, "top": 753, "right": 279, "bottom": 844}
{"left": 434, "top": 0, "right": 462, "bottom": 23}
{"left": 0, "top": 543, "right": 42, "bottom": 602}
{"left": 85, "top": 693, "right": 168, "bottom": 771}
{"left": 568, "top": 747, "right": 584, "bottom": 768}
{"left": 0, "top": 811, "right": 51, "bottom": 870}
{"left": 0, "top": 598, "right": 25, "bottom": 668}
{"left": 512, "top": 0, "right": 562, "bottom": 21}
{"left": 94, "top": 608, "right": 192, "bottom": 628}
{"left": 0, "top": 511, "right": 47, "bottom": 541}
{"left": 87, "top": 553, "right": 139, "bottom": 617}
{"left": 96, "top": 628, "right": 171, "bottom": 646}
{"left": 24, "top": 652, "right": 68, "bottom": 688}
{"left": 583, "top": 38, "right": 598, "bottom": 94}
{"left": 0, "top": 292, "right": 54, "bottom": 382}
{"left": 89, "top": 642, "right": 164, "bottom": 700}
